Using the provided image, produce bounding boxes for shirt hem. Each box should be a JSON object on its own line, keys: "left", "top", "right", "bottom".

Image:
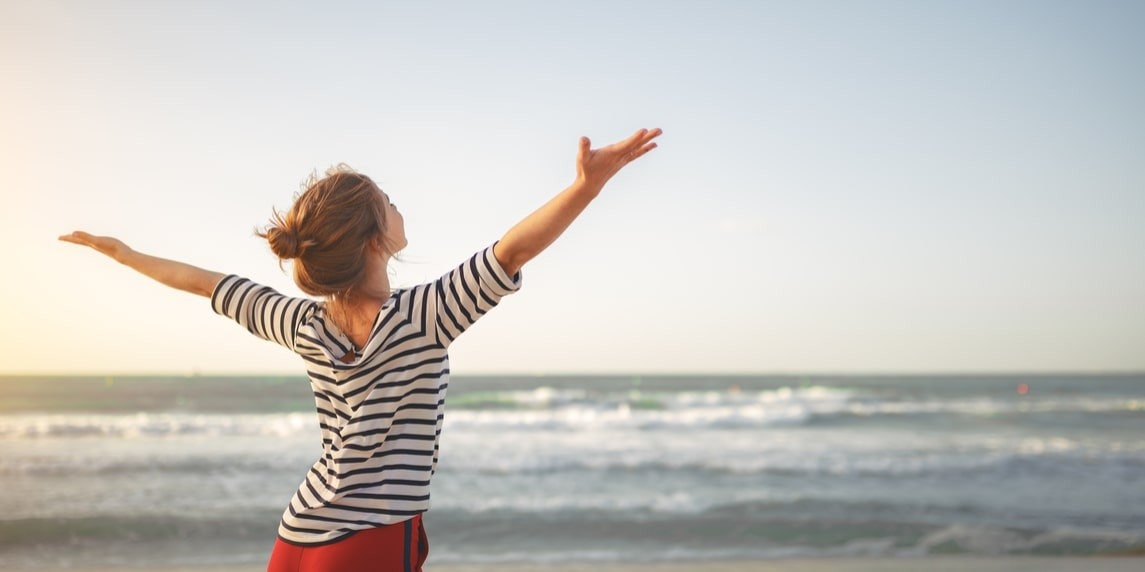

{"left": 276, "top": 513, "right": 423, "bottom": 547}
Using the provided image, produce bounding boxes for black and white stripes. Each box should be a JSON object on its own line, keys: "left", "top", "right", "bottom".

{"left": 211, "top": 244, "right": 520, "bottom": 545}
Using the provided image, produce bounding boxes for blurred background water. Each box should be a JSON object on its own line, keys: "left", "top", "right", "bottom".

{"left": 2, "top": 373, "right": 1143, "bottom": 567}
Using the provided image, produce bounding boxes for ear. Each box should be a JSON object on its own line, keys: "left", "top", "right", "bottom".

{"left": 369, "top": 234, "right": 394, "bottom": 258}
{"left": 366, "top": 234, "right": 384, "bottom": 254}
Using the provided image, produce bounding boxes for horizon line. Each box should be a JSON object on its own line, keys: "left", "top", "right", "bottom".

{"left": 1, "top": 370, "right": 1142, "bottom": 379}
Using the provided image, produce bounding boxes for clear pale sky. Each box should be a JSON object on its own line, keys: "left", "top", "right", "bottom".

{"left": 1, "top": 1, "right": 1142, "bottom": 375}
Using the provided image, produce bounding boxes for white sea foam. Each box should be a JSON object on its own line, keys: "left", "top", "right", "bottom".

{"left": 0, "top": 412, "right": 317, "bottom": 439}
{"left": 916, "top": 523, "right": 1145, "bottom": 555}
{"left": 4, "top": 386, "right": 1140, "bottom": 439}
{"left": 445, "top": 385, "right": 1145, "bottom": 432}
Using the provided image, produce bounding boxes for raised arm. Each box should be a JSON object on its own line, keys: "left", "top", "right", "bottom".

{"left": 59, "top": 231, "right": 225, "bottom": 297}
{"left": 493, "top": 128, "right": 662, "bottom": 276}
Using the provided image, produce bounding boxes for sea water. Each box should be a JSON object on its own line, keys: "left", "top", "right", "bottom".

{"left": 1, "top": 374, "right": 1143, "bottom": 567}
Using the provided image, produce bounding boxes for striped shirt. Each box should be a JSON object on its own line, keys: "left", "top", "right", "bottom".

{"left": 211, "top": 244, "right": 521, "bottom": 545}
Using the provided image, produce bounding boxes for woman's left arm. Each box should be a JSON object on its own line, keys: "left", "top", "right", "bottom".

{"left": 494, "top": 128, "right": 661, "bottom": 276}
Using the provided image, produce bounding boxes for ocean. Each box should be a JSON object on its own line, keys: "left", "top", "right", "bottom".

{"left": 1, "top": 373, "right": 1143, "bottom": 567}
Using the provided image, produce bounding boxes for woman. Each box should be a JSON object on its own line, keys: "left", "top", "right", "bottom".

{"left": 59, "top": 127, "right": 661, "bottom": 572}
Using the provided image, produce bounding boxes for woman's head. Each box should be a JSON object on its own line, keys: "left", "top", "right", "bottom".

{"left": 261, "top": 165, "right": 404, "bottom": 297}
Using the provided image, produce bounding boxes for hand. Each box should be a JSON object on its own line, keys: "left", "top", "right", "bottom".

{"left": 58, "top": 231, "right": 133, "bottom": 262}
{"left": 576, "top": 128, "right": 662, "bottom": 190}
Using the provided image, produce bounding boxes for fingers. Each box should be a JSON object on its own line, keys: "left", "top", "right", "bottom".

{"left": 58, "top": 231, "right": 92, "bottom": 245}
{"left": 619, "top": 128, "right": 662, "bottom": 155}
{"left": 58, "top": 231, "right": 120, "bottom": 257}
{"left": 628, "top": 127, "right": 662, "bottom": 144}
{"left": 586, "top": 128, "right": 662, "bottom": 155}
{"left": 623, "top": 128, "right": 648, "bottom": 144}
{"left": 630, "top": 141, "right": 658, "bottom": 161}
{"left": 618, "top": 128, "right": 661, "bottom": 163}
{"left": 578, "top": 136, "right": 591, "bottom": 162}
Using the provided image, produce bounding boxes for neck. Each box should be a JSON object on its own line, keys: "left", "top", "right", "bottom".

{"left": 327, "top": 257, "right": 391, "bottom": 344}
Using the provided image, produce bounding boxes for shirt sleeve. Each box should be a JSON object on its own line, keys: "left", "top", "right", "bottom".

{"left": 210, "top": 275, "right": 317, "bottom": 353}
{"left": 432, "top": 243, "right": 522, "bottom": 346}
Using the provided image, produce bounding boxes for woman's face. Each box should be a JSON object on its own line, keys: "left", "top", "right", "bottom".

{"left": 379, "top": 190, "right": 407, "bottom": 255}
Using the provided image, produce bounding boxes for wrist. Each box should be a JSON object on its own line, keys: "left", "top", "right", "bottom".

{"left": 114, "top": 247, "right": 138, "bottom": 265}
{"left": 571, "top": 176, "right": 604, "bottom": 199}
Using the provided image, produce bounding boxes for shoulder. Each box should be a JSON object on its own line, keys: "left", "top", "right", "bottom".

{"left": 211, "top": 275, "right": 319, "bottom": 315}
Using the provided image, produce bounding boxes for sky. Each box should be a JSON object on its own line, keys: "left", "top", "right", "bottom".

{"left": 1, "top": 0, "right": 1142, "bottom": 375}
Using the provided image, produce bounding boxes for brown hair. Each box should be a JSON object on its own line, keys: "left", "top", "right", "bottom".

{"left": 259, "top": 165, "right": 388, "bottom": 297}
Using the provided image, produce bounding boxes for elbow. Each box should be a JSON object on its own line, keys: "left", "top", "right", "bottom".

{"left": 195, "top": 275, "right": 224, "bottom": 298}
{"left": 502, "top": 254, "right": 526, "bottom": 278}
{"left": 493, "top": 242, "right": 528, "bottom": 277}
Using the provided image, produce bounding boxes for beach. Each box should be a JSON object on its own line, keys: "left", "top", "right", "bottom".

{"left": 7, "top": 557, "right": 1145, "bottom": 572}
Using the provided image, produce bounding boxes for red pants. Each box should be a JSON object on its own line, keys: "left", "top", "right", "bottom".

{"left": 267, "top": 514, "right": 428, "bottom": 572}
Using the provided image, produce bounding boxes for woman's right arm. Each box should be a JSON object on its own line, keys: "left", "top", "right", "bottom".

{"left": 59, "top": 231, "right": 225, "bottom": 298}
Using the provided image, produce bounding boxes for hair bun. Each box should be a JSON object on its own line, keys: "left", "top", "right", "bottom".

{"left": 267, "top": 226, "right": 305, "bottom": 259}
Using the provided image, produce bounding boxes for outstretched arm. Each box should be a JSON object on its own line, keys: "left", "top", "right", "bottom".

{"left": 494, "top": 128, "right": 662, "bottom": 276}
{"left": 59, "top": 231, "right": 225, "bottom": 298}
